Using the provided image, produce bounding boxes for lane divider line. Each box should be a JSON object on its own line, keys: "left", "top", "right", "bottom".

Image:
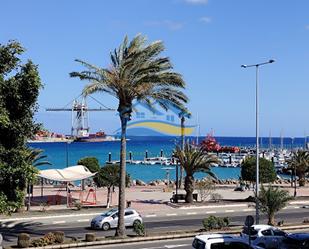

{"left": 206, "top": 211, "right": 216, "bottom": 214}
{"left": 243, "top": 209, "right": 254, "bottom": 212}
{"left": 225, "top": 210, "right": 235, "bottom": 213}
{"left": 186, "top": 212, "right": 197, "bottom": 215}
{"left": 52, "top": 221, "right": 66, "bottom": 224}
{"left": 77, "top": 219, "right": 90, "bottom": 222}
{"left": 145, "top": 214, "right": 157, "bottom": 218}
{"left": 166, "top": 213, "right": 177, "bottom": 216}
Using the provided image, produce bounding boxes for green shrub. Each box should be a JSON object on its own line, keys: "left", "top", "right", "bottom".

{"left": 17, "top": 233, "right": 30, "bottom": 248}
{"left": 53, "top": 231, "right": 65, "bottom": 243}
{"left": 133, "top": 221, "right": 145, "bottom": 236}
{"left": 223, "top": 217, "right": 230, "bottom": 227}
{"left": 202, "top": 216, "right": 230, "bottom": 231}
{"left": 85, "top": 233, "right": 96, "bottom": 242}
{"left": 202, "top": 215, "right": 218, "bottom": 231}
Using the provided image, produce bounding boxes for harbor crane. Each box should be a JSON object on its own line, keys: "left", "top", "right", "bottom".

{"left": 46, "top": 95, "right": 115, "bottom": 138}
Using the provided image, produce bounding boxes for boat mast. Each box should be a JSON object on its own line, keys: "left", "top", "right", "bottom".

{"left": 280, "top": 130, "right": 284, "bottom": 151}
{"left": 269, "top": 130, "right": 272, "bottom": 150}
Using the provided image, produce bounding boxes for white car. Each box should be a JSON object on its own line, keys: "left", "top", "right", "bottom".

{"left": 0, "top": 233, "right": 2, "bottom": 249}
{"left": 241, "top": 225, "right": 287, "bottom": 249}
{"left": 90, "top": 208, "right": 143, "bottom": 230}
{"left": 192, "top": 234, "right": 264, "bottom": 249}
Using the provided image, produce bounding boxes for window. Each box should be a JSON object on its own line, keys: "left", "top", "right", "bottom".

{"left": 125, "top": 211, "right": 134, "bottom": 216}
{"left": 166, "top": 115, "right": 170, "bottom": 121}
{"left": 273, "top": 229, "right": 286, "bottom": 236}
{"left": 261, "top": 230, "right": 272, "bottom": 236}
{"left": 170, "top": 115, "right": 174, "bottom": 122}
{"left": 111, "top": 213, "right": 118, "bottom": 219}
{"left": 228, "top": 242, "right": 250, "bottom": 249}
{"left": 192, "top": 239, "right": 206, "bottom": 249}
{"left": 242, "top": 227, "right": 258, "bottom": 236}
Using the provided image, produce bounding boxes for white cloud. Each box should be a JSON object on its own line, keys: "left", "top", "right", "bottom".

{"left": 144, "top": 20, "right": 184, "bottom": 31}
{"left": 199, "top": 16, "right": 211, "bottom": 24}
{"left": 185, "top": 0, "right": 208, "bottom": 5}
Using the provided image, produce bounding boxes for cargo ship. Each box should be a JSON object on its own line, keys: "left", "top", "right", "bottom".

{"left": 75, "top": 131, "right": 119, "bottom": 142}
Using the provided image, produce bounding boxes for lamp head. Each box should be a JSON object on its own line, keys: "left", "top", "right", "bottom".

{"left": 241, "top": 64, "right": 247, "bottom": 68}
{"left": 269, "top": 59, "right": 275, "bottom": 63}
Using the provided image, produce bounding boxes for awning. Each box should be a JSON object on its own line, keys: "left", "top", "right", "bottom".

{"left": 39, "top": 165, "right": 96, "bottom": 182}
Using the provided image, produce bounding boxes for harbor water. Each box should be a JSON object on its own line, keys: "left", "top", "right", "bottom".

{"left": 29, "top": 136, "right": 306, "bottom": 182}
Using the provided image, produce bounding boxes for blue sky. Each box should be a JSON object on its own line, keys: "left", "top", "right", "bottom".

{"left": 1, "top": 0, "right": 309, "bottom": 137}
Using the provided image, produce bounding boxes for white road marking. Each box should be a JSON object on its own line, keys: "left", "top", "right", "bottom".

{"left": 52, "top": 221, "right": 65, "bottom": 224}
{"left": 145, "top": 214, "right": 157, "bottom": 218}
{"left": 225, "top": 210, "right": 234, "bottom": 213}
{"left": 294, "top": 206, "right": 300, "bottom": 209}
{"left": 166, "top": 244, "right": 191, "bottom": 248}
{"left": 0, "top": 212, "right": 103, "bottom": 222}
{"left": 186, "top": 212, "right": 197, "bottom": 215}
{"left": 77, "top": 219, "right": 89, "bottom": 222}
{"left": 206, "top": 211, "right": 217, "bottom": 214}
{"left": 166, "top": 213, "right": 177, "bottom": 216}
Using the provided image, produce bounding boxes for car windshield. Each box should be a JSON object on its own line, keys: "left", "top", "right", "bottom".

{"left": 101, "top": 209, "right": 117, "bottom": 217}
{"left": 242, "top": 227, "right": 258, "bottom": 236}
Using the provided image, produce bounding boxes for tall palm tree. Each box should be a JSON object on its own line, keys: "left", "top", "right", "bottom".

{"left": 178, "top": 109, "right": 191, "bottom": 189}
{"left": 70, "top": 34, "right": 188, "bottom": 237}
{"left": 258, "top": 184, "right": 292, "bottom": 225}
{"left": 287, "top": 150, "right": 309, "bottom": 187}
{"left": 173, "top": 142, "right": 219, "bottom": 203}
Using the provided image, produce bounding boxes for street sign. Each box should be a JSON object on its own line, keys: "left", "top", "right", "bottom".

{"left": 245, "top": 215, "right": 254, "bottom": 227}
{"left": 245, "top": 215, "right": 254, "bottom": 246}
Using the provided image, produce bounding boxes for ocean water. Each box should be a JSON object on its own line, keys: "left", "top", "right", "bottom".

{"left": 28, "top": 136, "right": 306, "bottom": 182}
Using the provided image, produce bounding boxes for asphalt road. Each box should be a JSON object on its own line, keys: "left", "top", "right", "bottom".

{"left": 2, "top": 208, "right": 309, "bottom": 246}
{"left": 87, "top": 238, "right": 194, "bottom": 249}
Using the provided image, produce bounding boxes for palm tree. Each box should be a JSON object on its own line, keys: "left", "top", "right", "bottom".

{"left": 287, "top": 150, "right": 309, "bottom": 187}
{"left": 178, "top": 109, "right": 191, "bottom": 189}
{"left": 25, "top": 148, "right": 51, "bottom": 210}
{"left": 258, "top": 184, "right": 292, "bottom": 225}
{"left": 70, "top": 34, "right": 188, "bottom": 237}
{"left": 173, "top": 142, "right": 219, "bottom": 203}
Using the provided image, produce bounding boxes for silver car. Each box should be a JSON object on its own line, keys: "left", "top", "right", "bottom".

{"left": 90, "top": 208, "right": 143, "bottom": 231}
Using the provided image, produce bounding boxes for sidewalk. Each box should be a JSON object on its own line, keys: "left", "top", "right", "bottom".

{"left": 2, "top": 184, "right": 309, "bottom": 220}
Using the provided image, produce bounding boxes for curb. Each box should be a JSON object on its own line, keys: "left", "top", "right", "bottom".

{"left": 13, "top": 224, "right": 309, "bottom": 249}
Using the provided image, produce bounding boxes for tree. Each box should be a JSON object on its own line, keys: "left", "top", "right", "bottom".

{"left": 77, "top": 157, "right": 100, "bottom": 173}
{"left": 287, "top": 150, "right": 309, "bottom": 187}
{"left": 258, "top": 184, "right": 292, "bottom": 225}
{"left": 70, "top": 34, "right": 187, "bottom": 237}
{"left": 173, "top": 142, "right": 219, "bottom": 203}
{"left": 95, "top": 164, "right": 130, "bottom": 208}
{"left": 0, "top": 41, "right": 42, "bottom": 213}
{"left": 241, "top": 157, "right": 276, "bottom": 184}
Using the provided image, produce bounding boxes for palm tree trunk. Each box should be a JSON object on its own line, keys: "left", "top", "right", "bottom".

{"left": 268, "top": 213, "right": 275, "bottom": 226}
{"left": 184, "top": 175, "right": 194, "bottom": 203}
{"left": 115, "top": 115, "right": 127, "bottom": 238}
{"left": 179, "top": 116, "right": 185, "bottom": 188}
{"left": 106, "top": 187, "right": 111, "bottom": 208}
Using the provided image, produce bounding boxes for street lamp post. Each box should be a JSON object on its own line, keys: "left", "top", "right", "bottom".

{"left": 241, "top": 59, "right": 275, "bottom": 224}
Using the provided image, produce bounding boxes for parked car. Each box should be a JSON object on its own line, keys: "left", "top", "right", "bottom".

{"left": 280, "top": 233, "right": 309, "bottom": 249}
{"left": 192, "top": 234, "right": 264, "bottom": 249}
{"left": 0, "top": 233, "right": 2, "bottom": 249}
{"left": 90, "top": 208, "right": 142, "bottom": 230}
{"left": 240, "top": 225, "right": 287, "bottom": 249}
